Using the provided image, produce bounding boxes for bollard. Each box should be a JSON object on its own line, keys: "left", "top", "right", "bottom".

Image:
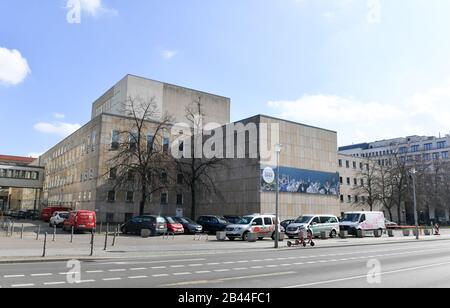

{"left": 42, "top": 232, "right": 48, "bottom": 257}
{"left": 10, "top": 222, "right": 15, "bottom": 237}
{"left": 20, "top": 224, "right": 24, "bottom": 239}
{"left": 98, "top": 222, "right": 103, "bottom": 235}
{"left": 53, "top": 225, "right": 57, "bottom": 242}
{"left": 90, "top": 230, "right": 95, "bottom": 256}
{"left": 112, "top": 226, "right": 117, "bottom": 247}
{"left": 36, "top": 225, "right": 41, "bottom": 240}
{"left": 70, "top": 226, "right": 74, "bottom": 243}
{"left": 104, "top": 226, "right": 109, "bottom": 251}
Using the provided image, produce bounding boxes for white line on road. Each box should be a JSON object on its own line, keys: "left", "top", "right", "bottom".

{"left": 86, "top": 270, "right": 104, "bottom": 274}
{"left": 43, "top": 282, "right": 66, "bottom": 286}
{"left": 129, "top": 276, "right": 148, "bottom": 279}
{"left": 11, "top": 284, "right": 34, "bottom": 288}
{"left": 103, "top": 278, "right": 122, "bottom": 281}
{"left": 31, "top": 273, "right": 53, "bottom": 277}
{"left": 284, "top": 261, "right": 450, "bottom": 288}
{"left": 4, "top": 275, "right": 25, "bottom": 278}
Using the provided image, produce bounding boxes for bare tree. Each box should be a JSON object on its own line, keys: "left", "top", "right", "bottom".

{"left": 354, "top": 157, "right": 380, "bottom": 211}
{"left": 107, "top": 97, "right": 174, "bottom": 216}
{"left": 175, "top": 98, "right": 224, "bottom": 220}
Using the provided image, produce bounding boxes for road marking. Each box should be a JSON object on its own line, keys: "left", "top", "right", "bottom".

{"left": 4, "top": 275, "right": 25, "bottom": 278}
{"left": 12, "top": 283, "right": 34, "bottom": 288}
{"left": 152, "top": 274, "right": 169, "bottom": 277}
{"left": 233, "top": 268, "right": 247, "bottom": 270}
{"left": 251, "top": 266, "right": 264, "bottom": 269}
{"left": 161, "top": 271, "right": 297, "bottom": 287}
{"left": 130, "top": 268, "right": 146, "bottom": 271}
{"left": 195, "top": 271, "right": 211, "bottom": 274}
{"left": 223, "top": 261, "right": 235, "bottom": 264}
{"left": 103, "top": 278, "right": 122, "bottom": 281}
{"left": 44, "top": 282, "right": 66, "bottom": 286}
{"left": 188, "top": 264, "right": 203, "bottom": 267}
{"left": 173, "top": 272, "right": 191, "bottom": 276}
{"left": 284, "top": 261, "right": 450, "bottom": 288}
{"left": 151, "top": 266, "right": 166, "bottom": 269}
{"left": 31, "top": 273, "right": 53, "bottom": 277}
{"left": 86, "top": 270, "right": 104, "bottom": 273}
{"left": 99, "top": 258, "right": 206, "bottom": 265}
{"left": 129, "top": 276, "right": 148, "bottom": 279}
{"left": 214, "top": 269, "right": 230, "bottom": 272}
{"left": 78, "top": 280, "right": 96, "bottom": 284}
{"left": 170, "top": 265, "right": 185, "bottom": 268}
{"left": 207, "top": 263, "right": 220, "bottom": 265}
{"left": 109, "top": 269, "right": 126, "bottom": 272}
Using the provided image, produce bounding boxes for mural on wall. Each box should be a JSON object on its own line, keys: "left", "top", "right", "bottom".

{"left": 260, "top": 166, "right": 340, "bottom": 196}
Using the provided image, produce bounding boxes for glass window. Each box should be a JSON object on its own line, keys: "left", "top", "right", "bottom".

{"left": 177, "top": 174, "right": 184, "bottom": 185}
{"left": 147, "top": 134, "right": 154, "bottom": 152}
{"left": 160, "top": 192, "right": 168, "bottom": 205}
{"left": 264, "top": 217, "right": 273, "bottom": 225}
{"left": 437, "top": 141, "right": 447, "bottom": 149}
{"left": 346, "top": 161, "right": 350, "bottom": 168}
{"left": 442, "top": 152, "right": 449, "bottom": 159}
{"left": 111, "top": 130, "right": 120, "bottom": 150}
{"left": 129, "top": 133, "right": 138, "bottom": 150}
{"left": 126, "top": 191, "right": 134, "bottom": 202}
{"left": 411, "top": 145, "right": 419, "bottom": 152}
{"left": 252, "top": 218, "right": 263, "bottom": 226}
{"left": 176, "top": 193, "right": 183, "bottom": 205}
{"left": 163, "top": 137, "right": 170, "bottom": 153}
{"left": 107, "top": 190, "right": 116, "bottom": 202}
{"left": 424, "top": 143, "right": 433, "bottom": 151}
{"left": 338, "top": 160, "right": 342, "bottom": 167}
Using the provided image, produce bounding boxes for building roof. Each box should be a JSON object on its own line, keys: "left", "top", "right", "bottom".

{"left": 0, "top": 155, "right": 36, "bottom": 165}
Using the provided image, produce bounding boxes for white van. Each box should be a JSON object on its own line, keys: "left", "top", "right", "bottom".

{"left": 225, "top": 214, "right": 281, "bottom": 241}
{"left": 285, "top": 215, "right": 340, "bottom": 239}
{"left": 339, "top": 211, "right": 386, "bottom": 236}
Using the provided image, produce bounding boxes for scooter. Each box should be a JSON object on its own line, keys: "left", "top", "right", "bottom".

{"left": 287, "top": 229, "right": 315, "bottom": 248}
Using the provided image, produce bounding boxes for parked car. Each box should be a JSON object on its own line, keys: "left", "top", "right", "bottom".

{"left": 163, "top": 216, "right": 185, "bottom": 234}
{"left": 339, "top": 211, "right": 386, "bottom": 236}
{"left": 285, "top": 215, "right": 340, "bottom": 239}
{"left": 63, "top": 210, "right": 96, "bottom": 233}
{"left": 41, "top": 207, "right": 71, "bottom": 222}
{"left": 49, "top": 211, "right": 70, "bottom": 228}
{"left": 225, "top": 214, "right": 282, "bottom": 241}
{"left": 281, "top": 219, "right": 295, "bottom": 230}
{"left": 173, "top": 217, "right": 203, "bottom": 234}
{"left": 121, "top": 216, "right": 167, "bottom": 236}
{"left": 223, "top": 215, "right": 242, "bottom": 224}
{"left": 197, "top": 215, "right": 230, "bottom": 234}
{"left": 25, "top": 210, "right": 40, "bottom": 220}
{"left": 385, "top": 219, "right": 399, "bottom": 229}
{"left": 15, "top": 211, "right": 28, "bottom": 220}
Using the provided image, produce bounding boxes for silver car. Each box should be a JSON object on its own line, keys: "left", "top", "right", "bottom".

{"left": 285, "top": 215, "right": 340, "bottom": 239}
{"left": 225, "top": 215, "right": 279, "bottom": 241}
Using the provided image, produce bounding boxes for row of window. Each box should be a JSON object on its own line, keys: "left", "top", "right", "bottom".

{"left": 340, "top": 176, "right": 364, "bottom": 187}
{"left": 399, "top": 151, "right": 449, "bottom": 163}
{"left": 338, "top": 159, "right": 368, "bottom": 171}
{"left": 111, "top": 130, "right": 171, "bottom": 153}
{"left": 109, "top": 168, "right": 184, "bottom": 185}
{"left": 357, "top": 141, "right": 448, "bottom": 158}
{"left": 106, "top": 190, "right": 184, "bottom": 205}
{"left": 0, "top": 169, "right": 40, "bottom": 181}
{"left": 340, "top": 194, "right": 366, "bottom": 204}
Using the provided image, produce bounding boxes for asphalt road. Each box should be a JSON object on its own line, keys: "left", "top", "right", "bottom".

{"left": 1, "top": 239, "right": 450, "bottom": 288}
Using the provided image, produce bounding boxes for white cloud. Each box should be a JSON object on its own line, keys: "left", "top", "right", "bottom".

{"left": 161, "top": 50, "right": 178, "bottom": 60}
{"left": 28, "top": 152, "right": 44, "bottom": 158}
{"left": 0, "top": 47, "right": 31, "bottom": 86}
{"left": 53, "top": 113, "right": 66, "bottom": 119}
{"left": 34, "top": 122, "right": 81, "bottom": 137}
{"left": 66, "top": 0, "right": 117, "bottom": 18}
{"left": 267, "top": 80, "right": 450, "bottom": 146}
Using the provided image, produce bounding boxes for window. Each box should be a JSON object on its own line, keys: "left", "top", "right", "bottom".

{"left": 160, "top": 192, "right": 168, "bottom": 205}
{"left": 111, "top": 130, "right": 120, "bottom": 150}
{"left": 147, "top": 134, "right": 154, "bottom": 152}
{"left": 339, "top": 177, "right": 343, "bottom": 184}
{"left": 109, "top": 167, "right": 117, "bottom": 180}
{"left": 126, "top": 191, "right": 134, "bottom": 203}
{"left": 424, "top": 143, "right": 433, "bottom": 151}
{"left": 163, "top": 137, "right": 170, "bottom": 153}
{"left": 361, "top": 196, "right": 366, "bottom": 204}
{"left": 340, "top": 195, "right": 344, "bottom": 203}
{"left": 411, "top": 145, "right": 419, "bottom": 152}
{"left": 176, "top": 193, "right": 183, "bottom": 205}
{"left": 360, "top": 162, "right": 363, "bottom": 170}
{"left": 264, "top": 217, "right": 273, "bottom": 225}
{"left": 338, "top": 159, "right": 343, "bottom": 167}
{"left": 161, "top": 171, "right": 168, "bottom": 184}
{"left": 129, "top": 133, "right": 138, "bottom": 151}
{"left": 253, "top": 218, "right": 263, "bottom": 226}
{"left": 437, "top": 141, "right": 447, "bottom": 149}
{"left": 399, "top": 147, "right": 407, "bottom": 154}
{"left": 346, "top": 161, "right": 350, "bottom": 168}
{"left": 442, "top": 152, "right": 449, "bottom": 159}
{"left": 354, "top": 195, "right": 359, "bottom": 203}
{"left": 360, "top": 179, "right": 364, "bottom": 187}
{"left": 354, "top": 178, "right": 358, "bottom": 186}
{"left": 107, "top": 190, "right": 116, "bottom": 202}
{"left": 177, "top": 174, "right": 184, "bottom": 185}
{"left": 433, "top": 152, "right": 439, "bottom": 161}
{"left": 127, "top": 171, "right": 134, "bottom": 182}
{"left": 423, "top": 153, "right": 431, "bottom": 161}
{"left": 347, "top": 195, "right": 352, "bottom": 203}
{"left": 346, "top": 177, "right": 351, "bottom": 185}
{"left": 353, "top": 162, "right": 357, "bottom": 169}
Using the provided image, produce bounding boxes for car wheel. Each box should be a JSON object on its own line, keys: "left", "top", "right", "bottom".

{"left": 258, "top": 237, "right": 264, "bottom": 241}
{"left": 330, "top": 230, "right": 337, "bottom": 238}
{"left": 228, "top": 237, "right": 235, "bottom": 241}
{"left": 242, "top": 232, "right": 249, "bottom": 241}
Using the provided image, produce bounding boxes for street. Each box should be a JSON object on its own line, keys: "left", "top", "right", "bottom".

{"left": 1, "top": 239, "right": 450, "bottom": 288}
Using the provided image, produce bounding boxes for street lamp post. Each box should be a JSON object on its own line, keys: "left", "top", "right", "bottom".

{"left": 410, "top": 168, "right": 419, "bottom": 240}
{"left": 274, "top": 144, "right": 282, "bottom": 249}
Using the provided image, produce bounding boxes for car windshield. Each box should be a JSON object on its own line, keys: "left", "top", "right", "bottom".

{"left": 60, "top": 213, "right": 69, "bottom": 219}
{"left": 156, "top": 217, "right": 166, "bottom": 223}
{"left": 165, "top": 217, "right": 176, "bottom": 224}
{"left": 294, "top": 216, "right": 313, "bottom": 224}
{"left": 180, "top": 217, "right": 194, "bottom": 224}
{"left": 342, "top": 213, "right": 361, "bottom": 222}
{"left": 217, "top": 217, "right": 228, "bottom": 224}
{"left": 236, "top": 217, "right": 253, "bottom": 225}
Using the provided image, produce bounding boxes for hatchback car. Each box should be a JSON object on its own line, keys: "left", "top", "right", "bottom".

{"left": 197, "top": 215, "right": 229, "bottom": 234}
{"left": 49, "top": 211, "right": 70, "bottom": 228}
{"left": 121, "top": 216, "right": 167, "bottom": 236}
{"left": 163, "top": 216, "right": 185, "bottom": 234}
{"left": 223, "top": 215, "right": 242, "bottom": 224}
{"left": 173, "top": 217, "right": 203, "bottom": 234}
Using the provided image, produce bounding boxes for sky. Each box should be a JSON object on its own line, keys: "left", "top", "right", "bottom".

{"left": 1, "top": 0, "right": 450, "bottom": 157}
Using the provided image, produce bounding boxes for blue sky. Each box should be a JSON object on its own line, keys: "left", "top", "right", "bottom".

{"left": 1, "top": 0, "right": 450, "bottom": 157}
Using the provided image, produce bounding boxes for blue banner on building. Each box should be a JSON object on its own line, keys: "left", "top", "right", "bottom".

{"left": 261, "top": 166, "right": 340, "bottom": 196}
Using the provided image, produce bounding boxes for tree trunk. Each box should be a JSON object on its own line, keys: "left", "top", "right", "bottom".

{"left": 388, "top": 208, "right": 393, "bottom": 221}
{"left": 139, "top": 187, "right": 147, "bottom": 216}
{"left": 190, "top": 184, "right": 196, "bottom": 220}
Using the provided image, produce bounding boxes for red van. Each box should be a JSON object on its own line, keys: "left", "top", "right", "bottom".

{"left": 41, "top": 207, "right": 71, "bottom": 222}
{"left": 63, "top": 210, "right": 96, "bottom": 233}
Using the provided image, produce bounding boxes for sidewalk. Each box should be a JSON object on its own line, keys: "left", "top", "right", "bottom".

{"left": 1, "top": 228, "right": 449, "bottom": 263}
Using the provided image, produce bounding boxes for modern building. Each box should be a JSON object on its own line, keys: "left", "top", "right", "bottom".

{"left": 0, "top": 155, "right": 44, "bottom": 212}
